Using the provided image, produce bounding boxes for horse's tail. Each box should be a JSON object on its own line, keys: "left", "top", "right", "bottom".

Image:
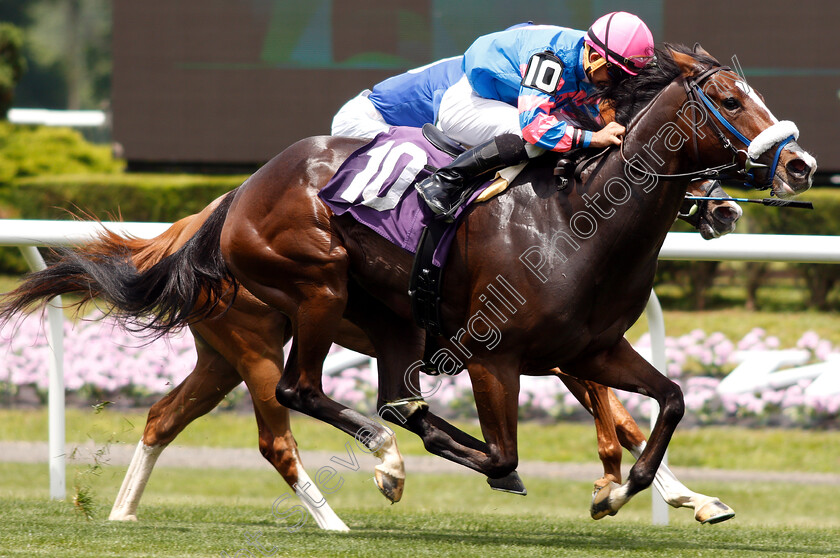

{"left": 0, "top": 189, "right": 239, "bottom": 338}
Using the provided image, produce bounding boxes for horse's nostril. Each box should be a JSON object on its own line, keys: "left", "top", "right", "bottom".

{"left": 786, "top": 158, "right": 810, "bottom": 177}
{"left": 713, "top": 207, "right": 738, "bottom": 224}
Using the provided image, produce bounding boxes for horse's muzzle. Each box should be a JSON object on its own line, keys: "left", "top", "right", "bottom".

{"left": 773, "top": 141, "right": 816, "bottom": 198}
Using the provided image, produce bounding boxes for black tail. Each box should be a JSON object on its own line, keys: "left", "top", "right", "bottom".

{"left": 0, "top": 190, "right": 239, "bottom": 338}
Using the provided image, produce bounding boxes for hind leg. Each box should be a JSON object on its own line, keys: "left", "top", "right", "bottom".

{"left": 223, "top": 209, "right": 404, "bottom": 501}
{"left": 109, "top": 334, "right": 240, "bottom": 521}
{"left": 253, "top": 406, "right": 349, "bottom": 531}
{"left": 277, "top": 297, "right": 405, "bottom": 502}
{"left": 186, "top": 294, "right": 351, "bottom": 530}
{"left": 341, "top": 292, "right": 501, "bottom": 481}
{"left": 245, "top": 359, "right": 349, "bottom": 531}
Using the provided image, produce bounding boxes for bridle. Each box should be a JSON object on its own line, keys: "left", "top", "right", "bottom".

{"left": 620, "top": 65, "right": 799, "bottom": 190}
{"left": 677, "top": 179, "right": 724, "bottom": 226}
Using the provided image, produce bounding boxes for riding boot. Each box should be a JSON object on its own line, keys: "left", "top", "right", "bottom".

{"left": 415, "top": 133, "right": 528, "bottom": 220}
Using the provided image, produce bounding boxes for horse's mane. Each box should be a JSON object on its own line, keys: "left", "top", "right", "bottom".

{"left": 570, "top": 43, "right": 720, "bottom": 129}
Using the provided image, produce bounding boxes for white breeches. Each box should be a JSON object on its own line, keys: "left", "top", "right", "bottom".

{"left": 436, "top": 76, "right": 520, "bottom": 148}
{"left": 331, "top": 90, "right": 390, "bottom": 139}
{"left": 437, "top": 76, "right": 542, "bottom": 157}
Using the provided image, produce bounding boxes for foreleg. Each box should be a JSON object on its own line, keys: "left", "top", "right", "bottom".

{"left": 556, "top": 372, "right": 623, "bottom": 487}
{"left": 608, "top": 389, "right": 735, "bottom": 523}
{"left": 564, "top": 339, "right": 685, "bottom": 519}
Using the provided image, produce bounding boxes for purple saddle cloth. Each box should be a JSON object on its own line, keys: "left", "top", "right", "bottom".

{"left": 319, "top": 127, "right": 492, "bottom": 267}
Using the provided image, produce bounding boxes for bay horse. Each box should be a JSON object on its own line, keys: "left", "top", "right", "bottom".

{"left": 105, "top": 178, "right": 740, "bottom": 528}
{"left": 219, "top": 45, "right": 812, "bottom": 518}
{"left": 0, "top": 45, "right": 812, "bottom": 522}
{"left": 220, "top": 45, "right": 813, "bottom": 518}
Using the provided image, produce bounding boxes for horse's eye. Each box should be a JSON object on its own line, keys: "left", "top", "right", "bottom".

{"left": 721, "top": 97, "right": 740, "bottom": 111}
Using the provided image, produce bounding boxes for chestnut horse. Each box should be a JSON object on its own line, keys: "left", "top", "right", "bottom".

{"left": 0, "top": 45, "right": 811, "bottom": 522}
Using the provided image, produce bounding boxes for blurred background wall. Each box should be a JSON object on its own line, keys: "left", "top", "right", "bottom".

{"left": 100, "top": 0, "right": 838, "bottom": 174}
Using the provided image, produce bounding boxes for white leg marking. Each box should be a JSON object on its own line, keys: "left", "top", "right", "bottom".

{"left": 631, "top": 441, "right": 696, "bottom": 508}
{"left": 609, "top": 482, "right": 632, "bottom": 511}
{"left": 292, "top": 454, "right": 349, "bottom": 532}
{"left": 632, "top": 441, "right": 733, "bottom": 521}
{"left": 372, "top": 432, "right": 405, "bottom": 480}
{"left": 108, "top": 441, "right": 165, "bottom": 521}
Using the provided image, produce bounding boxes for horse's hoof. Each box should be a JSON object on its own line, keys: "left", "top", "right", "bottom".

{"left": 487, "top": 471, "right": 527, "bottom": 495}
{"left": 374, "top": 468, "right": 404, "bottom": 503}
{"left": 695, "top": 499, "right": 735, "bottom": 524}
{"left": 590, "top": 481, "right": 620, "bottom": 520}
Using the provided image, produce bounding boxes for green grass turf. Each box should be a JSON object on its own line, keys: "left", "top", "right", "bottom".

{"left": 2, "top": 408, "right": 839, "bottom": 473}
{"left": 1, "top": 408, "right": 839, "bottom": 473}
{"left": 0, "top": 463, "right": 838, "bottom": 558}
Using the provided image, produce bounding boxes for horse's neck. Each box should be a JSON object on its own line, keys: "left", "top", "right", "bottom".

{"left": 610, "top": 81, "right": 694, "bottom": 240}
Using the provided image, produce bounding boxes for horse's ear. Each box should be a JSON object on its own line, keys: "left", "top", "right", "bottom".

{"left": 669, "top": 49, "right": 703, "bottom": 77}
{"left": 693, "top": 42, "right": 712, "bottom": 57}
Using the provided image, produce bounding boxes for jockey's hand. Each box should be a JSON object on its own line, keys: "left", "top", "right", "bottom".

{"left": 590, "top": 121, "right": 625, "bottom": 148}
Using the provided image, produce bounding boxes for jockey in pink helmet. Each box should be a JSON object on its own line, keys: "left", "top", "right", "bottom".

{"left": 416, "top": 12, "right": 655, "bottom": 220}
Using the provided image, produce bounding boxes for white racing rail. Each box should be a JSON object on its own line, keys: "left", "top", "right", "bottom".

{"left": 1, "top": 221, "right": 838, "bottom": 524}
{"left": 0, "top": 221, "right": 169, "bottom": 502}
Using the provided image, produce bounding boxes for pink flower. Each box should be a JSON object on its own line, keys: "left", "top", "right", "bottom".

{"left": 815, "top": 340, "right": 834, "bottom": 361}
{"left": 796, "top": 331, "right": 821, "bottom": 351}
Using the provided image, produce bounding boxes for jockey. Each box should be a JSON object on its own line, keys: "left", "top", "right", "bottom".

{"left": 415, "top": 11, "right": 656, "bottom": 219}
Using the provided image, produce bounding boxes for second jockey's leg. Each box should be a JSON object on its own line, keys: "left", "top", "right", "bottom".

{"left": 331, "top": 90, "right": 390, "bottom": 139}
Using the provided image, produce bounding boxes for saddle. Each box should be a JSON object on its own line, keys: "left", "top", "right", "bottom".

{"left": 422, "top": 123, "right": 467, "bottom": 157}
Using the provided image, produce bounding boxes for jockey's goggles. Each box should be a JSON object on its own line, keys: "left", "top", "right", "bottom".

{"left": 583, "top": 42, "right": 652, "bottom": 81}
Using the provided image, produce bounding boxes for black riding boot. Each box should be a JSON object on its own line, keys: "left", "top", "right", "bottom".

{"left": 415, "top": 134, "right": 528, "bottom": 220}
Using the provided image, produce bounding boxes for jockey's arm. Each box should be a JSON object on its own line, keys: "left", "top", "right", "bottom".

{"left": 517, "top": 91, "right": 593, "bottom": 152}
{"left": 517, "top": 89, "right": 625, "bottom": 151}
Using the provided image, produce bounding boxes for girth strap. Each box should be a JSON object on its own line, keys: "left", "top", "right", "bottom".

{"left": 408, "top": 219, "right": 456, "bottom": 375}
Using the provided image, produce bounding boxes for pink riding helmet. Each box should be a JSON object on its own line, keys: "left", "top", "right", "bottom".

{"left": 585, "top": 11, "right": 654, "bottom": 76}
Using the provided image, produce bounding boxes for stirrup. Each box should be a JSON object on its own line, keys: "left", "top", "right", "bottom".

{"left": 415, "top": 181, "right": 458, "bottom": 222}
{"left": 435, "top": 183, "right": 479, "bottom": 222}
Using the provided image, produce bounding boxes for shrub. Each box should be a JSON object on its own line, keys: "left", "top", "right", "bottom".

{"left": 0, "top": 172, "right": 244, "bottom": 274}
{"left": 3, "top": 173, "right": 244, "bottom": 221}
{"left": 0, "top": 122, "right": 122, "bottom": 183}
{"left": 0, "top": 123, "right": 243, "bottom": 273}
{"left": 733, "top": 187, "right": 840, "bottom": 309}
{"left": 656, "top": 186, "right": 840, "bottom": 310}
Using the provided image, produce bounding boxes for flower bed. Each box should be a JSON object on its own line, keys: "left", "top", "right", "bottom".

{"left": 1, "top": 311, "right": 838, "bottom": 428}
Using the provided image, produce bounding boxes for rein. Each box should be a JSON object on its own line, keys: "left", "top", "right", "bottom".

{"left": 685, "top": 196, "right": 813, "bottom": 210}
{"left": 620, "top": 65, "right": 796, "bottom": 189}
